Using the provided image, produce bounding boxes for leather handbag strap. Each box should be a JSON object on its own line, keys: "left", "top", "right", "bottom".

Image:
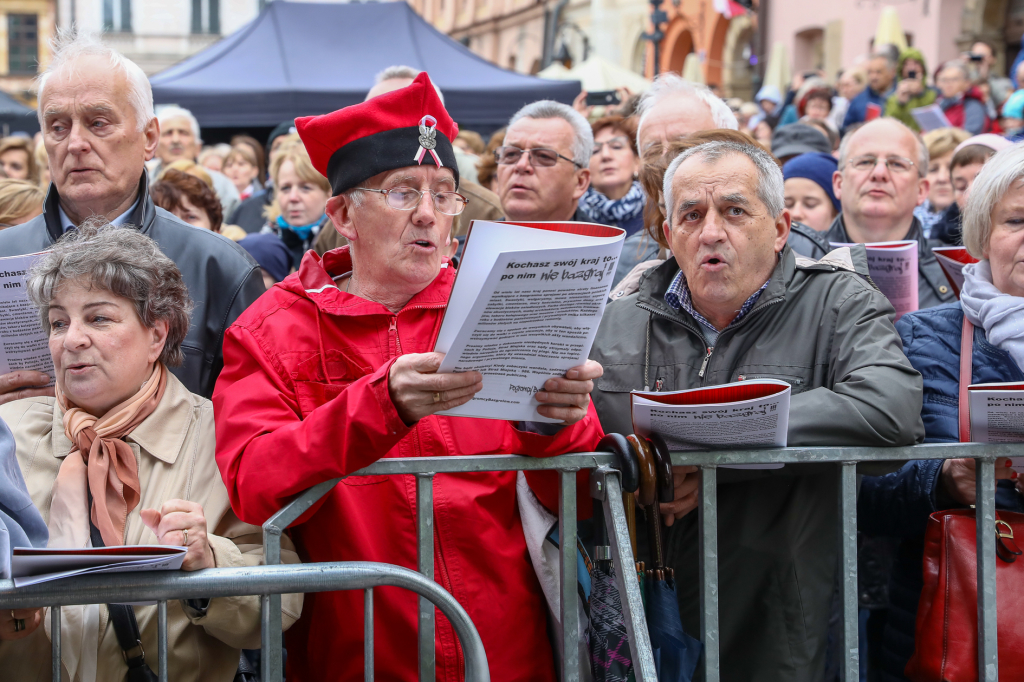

{"left": 959, "top": 314, "right": 975, "bottom": 443}
{"left": 88, "top": 519, "right": 158, "bottom": 681}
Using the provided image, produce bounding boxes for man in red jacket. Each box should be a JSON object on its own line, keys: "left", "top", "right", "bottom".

{"left": 213, "top": 73, "right": 606, "bottom": 681}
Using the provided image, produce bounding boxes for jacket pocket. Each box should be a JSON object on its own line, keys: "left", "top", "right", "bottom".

{"left": 294, "top": 380, "right": 352, "bottom": 417}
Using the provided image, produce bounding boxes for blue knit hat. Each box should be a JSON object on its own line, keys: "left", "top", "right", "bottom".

{"left": 782, "top": 152, "right": 840, "bottom": 213}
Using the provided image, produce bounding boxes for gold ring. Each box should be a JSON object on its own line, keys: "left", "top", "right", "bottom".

{"left": 433, "top": 392, "right": 441, "bottom": 403}
{"left": 182, "top": 529, "right": 189, "bottom": 545}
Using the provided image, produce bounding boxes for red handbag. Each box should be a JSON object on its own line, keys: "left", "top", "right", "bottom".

{"left": 904, "top": 316, "right": 1024, "bottom": 681}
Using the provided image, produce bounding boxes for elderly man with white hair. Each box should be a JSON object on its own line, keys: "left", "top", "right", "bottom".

{"left": 590, "top": 138, "right": 923, "bottom": 681}
{"left": 0, "top": 31, "right": 264, "bottom": 403}
{"left": 151, "top": 105, "right": 240, "bottom": 217}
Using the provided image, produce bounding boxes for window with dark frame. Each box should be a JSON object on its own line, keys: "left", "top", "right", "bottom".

{"left": 7, "top": 14, "right": 39, "bottom": 75}
{"left": 102, "top": 0, "right": 132, "bottom": 32}
{"left": 191, "top": 0, "right": 221, "bottom": 34}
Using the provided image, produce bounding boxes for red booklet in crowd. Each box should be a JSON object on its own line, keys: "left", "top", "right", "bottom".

{"left": 932, "top": 246, "right": 979, "bottom": 298}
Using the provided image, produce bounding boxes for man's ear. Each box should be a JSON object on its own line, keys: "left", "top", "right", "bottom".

{"left": 572, "top": 168, "right": 591, "bottom": 202}
{"left": 143, "top": 117, "right": 159, "bottom": 162}
{"left": 832, "top": 169, "right": 843, "bottom": 204}
{"left": 326, "top": 194, "right": 359, "bottom": 242}
{"left": 775, "top": 209, "right": 792, "bottom": 253}
{"left": 661, "top": 218, "right": 672, "bottom": 246}
{"left": 916, "top": 177, "right": 930, "bottom": 207}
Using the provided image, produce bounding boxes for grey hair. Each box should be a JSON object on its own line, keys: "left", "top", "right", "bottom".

{"left": 662, "top": 140, "right": 785, "bottom": 222}
{"left": 27, "top": 220, "right": 193, "bottom": 368}
{"left": 635, "top": 73, "right": 738, "bottom": 148}
{"left": 157, "top": 105, "right": 201, "bottom": 142}
{"left": 837, "top": 118, "right": 929, "bottom": 177}
{"left": 506, "top": 100, "right": 594, "bottom": 167}
{"left": 962, "top": 143, "right": 1024, "bottom": 259}
{"left": 939, "top": 59, "right": 971, "bottom": 81}
{"left": 370, "top": 64, "right": 445, "bottom": 104}
{"left": 37, "top": 29, "right": 154, "bottom": 133}
{"left": 871, "top": 47, "right": 898, "bottom": 72}
{"left": 376, "top": 65, "right": 420, "bottom": 83}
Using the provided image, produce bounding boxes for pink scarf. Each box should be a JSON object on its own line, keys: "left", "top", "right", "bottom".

{"left": 51, "top": 363, "right": 167, "bottom": 547}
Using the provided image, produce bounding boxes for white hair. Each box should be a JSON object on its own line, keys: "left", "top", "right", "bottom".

{"left": 376, "top": 65, "right": 421, "bottom": 83}
{"left": 37, "top": 29, "right": 154, "bottom": 133}
{"left": 506, "top": 100, "right": 594, "bottom": 167}
{"left": 663, "top": 140, "right": 785, "bottom": 222}
{"left": 635, "top": 73, "right": 738, "bottom": 147}
{"left": 962, "top": 143, "right": 1024, "bottom": 259}
{"left": 156, "top": 105, "right": 201, "bottom": 142}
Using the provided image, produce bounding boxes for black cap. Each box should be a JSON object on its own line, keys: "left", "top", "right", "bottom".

{"left": 771, "top": 123, "right": 832, "bottom": 159}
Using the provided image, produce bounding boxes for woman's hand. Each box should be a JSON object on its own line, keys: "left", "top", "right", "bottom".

{"left": 661, "top": 465, "right": 700, "bottom": 526}
{"left": 0, "top": 608, "right": 43, "bottom": 641}
{"left": 140, "top": 500, "right": 216, "bottom": 571}
{"left": 896, "top": 78, "right": 922, "bottom": 104}
{"left": 388, "top": 353, "right": 483, "bottom": 425}
{"left": 940, "top": 458, "right": 1015, "bottom": 506}
{"left": 535, "top": 360, "right": 603, "bottom": 426}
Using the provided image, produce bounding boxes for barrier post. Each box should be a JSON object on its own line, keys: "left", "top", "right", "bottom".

{"left": 416, "top": 473, "right": 436, "bottom": 682}
{"left": 699, "top": 465, "right": 719, "bottom": 682}
{"left": 839, "top": 462, "right": 859, "bottom": 681}
{"left": 975, "top": 457, "right": 998, "bottom": 682}
{"left": 559, "top": 469, "right": 580, "bottom": 682}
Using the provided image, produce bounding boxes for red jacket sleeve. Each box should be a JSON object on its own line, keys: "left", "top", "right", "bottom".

{"left": 213, "top": 324, "right": 412, "bottom": 525}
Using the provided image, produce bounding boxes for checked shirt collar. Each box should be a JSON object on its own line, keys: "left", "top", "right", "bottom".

{"left": 664, "top": 270, "right": 770, "bottom": 345}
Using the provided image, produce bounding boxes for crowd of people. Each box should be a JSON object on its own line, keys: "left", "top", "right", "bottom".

{"left": 0, "top": 27, "right": 1022, "bottom": 682}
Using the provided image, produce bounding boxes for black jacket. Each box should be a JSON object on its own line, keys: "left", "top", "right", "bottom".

{"left": 228, "top": 190, "right": 272, "bottom": 234}
{"left": 0, "top": 174, "right": 265, "bottom": 398}
{"left": 826, "top": 214, "right": 956, "bottom": 310}
{"left": 930, "top": 202, "right": 962, "bottom": 246}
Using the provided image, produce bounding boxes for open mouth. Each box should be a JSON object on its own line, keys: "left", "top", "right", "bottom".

{"left": 412, "top": 239, "right": 435, "bottom": 250}
{"left": 701, "top": 255, "right": 727, "bottom": 270}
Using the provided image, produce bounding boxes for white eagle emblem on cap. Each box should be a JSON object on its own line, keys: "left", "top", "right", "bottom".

{"left": 414, "top": 115, "right": 443, "bottom": 167}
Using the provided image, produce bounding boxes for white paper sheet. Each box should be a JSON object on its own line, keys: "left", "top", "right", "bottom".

{"left": 968, "top": 383, "right": 1024, "bottom": 472}
{"left": 631, "top": 380, "right": 791, "bottom": 470}
{"left": 435, "top": 220, "right": 624, "bottom": 421}
{"left": 0, "top": 252, "right": 54, "bottom": 381}
{"left": 12, "top": 545, "right": 187, "bottom": 587}
{"left": 910, "top": 104, "right": 952, "bottom": 132}
{"left": 832, "top": 240, "right": 918, "bottom": 319}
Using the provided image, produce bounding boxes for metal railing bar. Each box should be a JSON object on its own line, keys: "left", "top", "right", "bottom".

{"left": 559, "top": 470, "right": 580, "bottom": 682}
{"left": 415, "top": 473, "right": 435, "bottom": 682}
{"left": 260, "top": 592, "right": 282, "bottom": 682}
{"left": 50, "top": 605, "right": 60, "bottom": 682}
{"left": 699, "top": 466, "right": 720, "bottom": 682}
{"left": 975, "top": 457, "right": 998, "bottom": 682}
{"left": 158, "top": 599, "right": 168, "bottom": 682}
{"left": 365, "top": 588, "right": 374, "bottom": 682}
{"left": 594, "top": 467, "right": 656, "bottom": 681}
{"left": 839, "top": 463, "right": 859, "bottom": 682}
{"left": 664, "top": 443, "right": 1024, "bottom": 466}
{"left": 0, "top": 563, "right": 490, "bottom": 682}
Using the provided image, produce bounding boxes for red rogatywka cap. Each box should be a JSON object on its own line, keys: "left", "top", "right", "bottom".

{"left": 296, "top": 72, "right": 460, "bottom": 195}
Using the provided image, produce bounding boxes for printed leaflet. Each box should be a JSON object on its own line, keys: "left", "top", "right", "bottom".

{"left": 0, "top": 252, "right": 53, "bottom": 380}
{"left": 831, "top": 240, "right": 918, "bottom": 319}
{"left": 435, "top": 220, "right": 625, "bottom": 421}
{"left": 968, "top": 382, "right": 1024, "bottom": 472}
{"left": 631, "top": 380, "right": 791, "bottom": 470}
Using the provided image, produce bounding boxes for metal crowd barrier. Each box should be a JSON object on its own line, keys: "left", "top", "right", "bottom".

{"left": 0, "top": 442, "right": 1014, "bottom": 682}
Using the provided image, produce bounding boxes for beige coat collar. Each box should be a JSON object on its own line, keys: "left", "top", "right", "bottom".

{"left": 50, "top": 372, "right": 193, "bottom": 465}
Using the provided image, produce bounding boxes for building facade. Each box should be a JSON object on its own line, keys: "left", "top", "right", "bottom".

{"left": 765, "top": 0, "right": 1024, "bottom": 85}
{"left": 0, "top": 0, "right": 57, "bottom": 102}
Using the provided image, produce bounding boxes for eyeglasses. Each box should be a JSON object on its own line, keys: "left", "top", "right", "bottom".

{"left": 494, "top": 146, "right": 582, "bottom": 168}
{"left": 353, "top": 187, "right": 469, "bottom": 216}
{"left": 844, "top": 155, "right": 917, "bottom": 175}
{"left": 592, "top": 137, "right": 631, "bottom": 155}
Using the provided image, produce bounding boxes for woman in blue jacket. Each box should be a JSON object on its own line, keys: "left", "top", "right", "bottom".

{"left": 858, "top": 144, "right": 1024, "bottom": 681}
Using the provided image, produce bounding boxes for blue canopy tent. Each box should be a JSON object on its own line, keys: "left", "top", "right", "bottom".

{"left": 150, "top": 1, "right": 581, "bottom": 133}
{"left": 0, "top": 90, "right": 39, "bottom": 136}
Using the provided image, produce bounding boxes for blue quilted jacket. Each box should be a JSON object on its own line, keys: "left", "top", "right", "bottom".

{"left": 859, "top": 302, "right": 1024, "bottom": 681}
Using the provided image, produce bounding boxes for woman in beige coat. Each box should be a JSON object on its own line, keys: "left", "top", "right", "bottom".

{"left": 0, "top": 220, "right": 301, "bottom": 682}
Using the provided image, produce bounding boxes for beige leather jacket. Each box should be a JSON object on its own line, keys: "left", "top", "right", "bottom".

{"left": 0, "top": 372, "right": 302, "bottom": 682}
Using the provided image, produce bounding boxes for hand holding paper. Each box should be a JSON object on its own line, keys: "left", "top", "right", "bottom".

{"left": 388, "top": 352, "right": 483, "bottom": 425}
{"left": 140, "top": 499, "right": 215, "bottom": 572}
{"left": 534, "top": 359, "right": 603, "bottom": 425}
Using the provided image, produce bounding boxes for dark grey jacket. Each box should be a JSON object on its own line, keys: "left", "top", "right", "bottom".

{"left": 0, "top": 175, "right": 265, "bottom": 399}
{"left": 826, "top": 214, "right": 956, "bottom": 310}
{"left": 590, "top": 246, "right": 924, "bottom": 682}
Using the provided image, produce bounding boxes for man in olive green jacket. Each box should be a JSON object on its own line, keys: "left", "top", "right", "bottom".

{"left": 590, "top": 139, "right": 924, "bottom": 681}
